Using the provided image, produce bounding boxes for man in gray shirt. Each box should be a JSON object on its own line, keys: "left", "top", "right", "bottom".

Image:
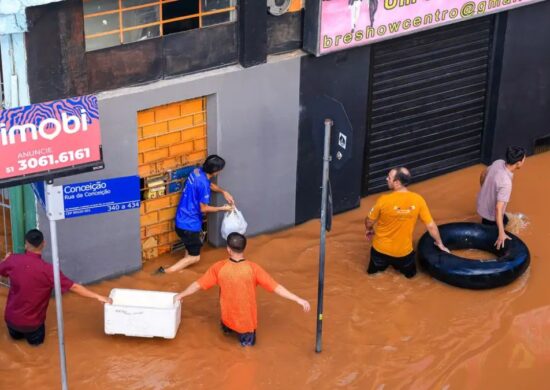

{"left": 477, "top": 146, "right": 526, "bottom": 249}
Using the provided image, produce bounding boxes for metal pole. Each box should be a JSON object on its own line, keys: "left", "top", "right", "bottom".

{"left": 315, "top": 118, "right": 332, "bottom": 353}
{"left": 1, "top": 189, "right": 8, "bottom": 256}
{"left": 46, "top": 183, "right": 69, "bottom": 390}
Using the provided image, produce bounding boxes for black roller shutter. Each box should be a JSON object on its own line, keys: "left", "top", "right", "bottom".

{"left": 363, "top": 16, "right": 495, "bottom": 194}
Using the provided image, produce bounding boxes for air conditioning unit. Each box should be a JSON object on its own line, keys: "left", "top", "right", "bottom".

{"left": 267, "top": 0, "right": 291, "bottom": 16}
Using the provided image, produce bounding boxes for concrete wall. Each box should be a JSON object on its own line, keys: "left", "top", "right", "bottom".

{"left": 491, "top": 1, "right": 550, "bottom": 159}
{"left": 38, "top": 54, "right": 302, "bottom": 283}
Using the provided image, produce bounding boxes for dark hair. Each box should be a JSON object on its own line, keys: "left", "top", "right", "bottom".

{"left": 227, "top": 232, "right": 247, "bottom": 253}
{"left": 203, "top": 155, "right": 226, "bottom": 174}
{"left": 25, "top": 229, "right": 44, "bottom": 248}
{"left": 505, "top": 146, "right": 526, "bottom": 165}
{"left": 393, "top": 167, "right": 412, "bottom": 186}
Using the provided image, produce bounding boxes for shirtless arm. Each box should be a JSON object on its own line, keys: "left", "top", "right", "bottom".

{"left": 364, "top": 217, "right": 376, "bottom": 240}
{"left": 200, "top": 203, "right": 232, "bottom": 214}
{"left": 210, "top": 183, "right": 234, "bottom": 205}
{"left": 425, "top": 222, "right": 450, "bottom": 253}
{"left": 274, "top": 285, "right": 310, "bottom": 312}
{"left": 494, "top": 201, "right": 511, "bottom": 250}
{"left": 70, "top": 284, "right": 112, "bottom": 304}
{"left": 174, "top": 281, "right": 201, "bottom": 302}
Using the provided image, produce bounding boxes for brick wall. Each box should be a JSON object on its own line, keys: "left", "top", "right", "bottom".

{"left": 137, "top": 98, "right": 207, "bottom": 260}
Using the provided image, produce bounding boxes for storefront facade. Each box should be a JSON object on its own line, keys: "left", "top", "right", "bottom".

{"left": 9, "top": 0, "right": 549, "bottom": 282}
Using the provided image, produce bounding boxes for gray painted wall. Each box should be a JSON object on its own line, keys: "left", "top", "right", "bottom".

{"left": 38, "top": 54, "right": 302, "bottom": 283}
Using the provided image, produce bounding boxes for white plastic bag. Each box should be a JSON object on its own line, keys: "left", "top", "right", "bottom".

{"left": 221, "top": 208, "right": 248, "bottom": 240}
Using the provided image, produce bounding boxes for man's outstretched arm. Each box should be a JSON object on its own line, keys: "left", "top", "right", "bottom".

{"left": 273, "top": 285, "right": 310, "bottom": 312}
{"left": 70, "top": 284, "right": 112, "bottom": 304}
{"left": 174, "top": 281, "right": 201, "bottom": 302}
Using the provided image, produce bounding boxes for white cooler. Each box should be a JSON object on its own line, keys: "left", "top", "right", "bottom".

{"left": 104, "top": 288, "right": 181, "bottom": 339}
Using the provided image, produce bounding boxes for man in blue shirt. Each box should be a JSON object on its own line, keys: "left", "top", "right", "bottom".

{"left": 155, "top": 155, "right": 234, "bottom": 274}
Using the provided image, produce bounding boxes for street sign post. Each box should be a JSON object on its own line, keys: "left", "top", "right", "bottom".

{"left": 315, "top": 119, "right": 332, "bottom": 353}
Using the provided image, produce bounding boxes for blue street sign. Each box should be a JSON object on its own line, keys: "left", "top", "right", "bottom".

{"left": 61, "top": 176, "right": 140, "bottom": 218}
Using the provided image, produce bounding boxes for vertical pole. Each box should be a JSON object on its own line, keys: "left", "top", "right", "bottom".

{"left": 1, "top": 189, "right": 9, "bottom": 256}
{"left": 315, "top": 119, "right": 332, "bottom": 353}
{"left": 46, "top": 183, "right": 69, "bottom": 390}
{"left": 23, "top": 185, "right": 37, "bottom": 232}
{"left": 8, "top": 187, "right": 25, "bottom": 253}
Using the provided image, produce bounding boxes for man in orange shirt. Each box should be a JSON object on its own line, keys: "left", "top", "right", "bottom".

{"left": 174, "top": 232, "right": 310, "bottom": 346}
{"left": 364, "top": 167, "right": 449, "bottom": 278}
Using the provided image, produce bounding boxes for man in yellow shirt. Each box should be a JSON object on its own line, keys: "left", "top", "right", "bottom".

{"left": 364, "top": 167, "right": 449, "bottom": 278}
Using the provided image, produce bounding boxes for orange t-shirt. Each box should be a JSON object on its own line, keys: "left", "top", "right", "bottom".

{"left": 368, "top": 191, "right": 433, "bottom": 257}
{"left": 197, "top": 259, "right": 279, "bottom": 333}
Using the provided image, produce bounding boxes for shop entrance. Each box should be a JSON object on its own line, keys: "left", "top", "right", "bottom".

{"left": 137, "top": 97, "right": 207, "bottom": 261}
{"left": 363, "top": 16, "right": 496, "bottom": 194}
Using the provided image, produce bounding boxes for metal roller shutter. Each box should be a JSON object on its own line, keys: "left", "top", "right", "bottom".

{"left": 363, "top": 16, "right": 495, "bottom": 194}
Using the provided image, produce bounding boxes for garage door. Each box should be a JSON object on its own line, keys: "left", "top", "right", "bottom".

{"left": 363, "top": 16, "right": 495, "bottom": 194}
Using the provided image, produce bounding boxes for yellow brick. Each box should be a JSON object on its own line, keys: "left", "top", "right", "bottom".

{"left": 158, "top": 207, "right": 176, "bottom": 222}
{"left": 168, "top": 116, "right": 194, "bottom": 131}
{"left": 156, "top": 132, "right": 181, "bottom": 147}
{"left": 138, "top": 128, "right": 143, "bottom": 139}
{"left": 138, "top": 138, "right": 156, "bottom": 152}
{"left": 144, "top": 196, "right": 171, "bottom": 213}
{"left": 158, "top": 244, "right": 171, "bottom": 256}
{"left": 168, "top": 193, "right": 181, "bottom": 207}
{"left": 180, "top": 99, "right": 203, "bottom": 114}
{"left": 187, "top": 151, "right": 207, "bottom": 163}
{"left": 158, "top": 157, "right": 181, "bottom": 171}
{"left": 138, "top": 164, "right": 157, "bottom": 177}
{"left": 289, "top": 0, "right": 302, "bottom": 12}
{"left": 157, "top": 233, "right": 170, "bottom": 245}
{"left": 182, "top": 126, "right": 205, "bottom": 142}
{"left": 141, "top": 211, "right": 159, "bottom": 226}
{"left": 140, "top": 227, "right": 146, "bottom": 240}
{"left": 142, "top": 122, "right": 168, "bottom": 137}
{"left": 140, "top": 204, "right": 146, "bottom": 215}
{"left": 142, "top": 247, "right": 158, "bottom": 260}
{"left": 137, "top": 110, "right": 155, "bottom": 126}
{"left": 193, "top": 113, "right": 205, "bottom": 125}
{"left": 146, "top": 221, "right": 172, "bottom": 236}
{"left": 194, "top": 138, "right": 207, "bottom": 151}
{"left": 168, "top": 231, "right": 179, "bottom": 242}
{"left": 138, "top": 154, "right": 144, "bottom": 164}
{"left": 143, "top": 148, "right": 169, "bottom": 163}
{"left": 155, "top": 104, "right": 181, "bottom": 122}
{"left": 169, "top": 141, "right": 194, "bottom": 157}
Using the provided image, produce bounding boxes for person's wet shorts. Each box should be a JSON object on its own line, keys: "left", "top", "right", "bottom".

{"left": 7, "top": 323, "right": 45, "bottom": 346}
{"left": 481, "top": 214, "right": 509, "bottom": 227}
{"left": 221, "top": 322, "right": 256, "bottom": 347}
{"left": 367, "top": 247, "right": 417, "bottom": 278}
{"left": 176, "top": 228, "right": 203, "bottom": 256}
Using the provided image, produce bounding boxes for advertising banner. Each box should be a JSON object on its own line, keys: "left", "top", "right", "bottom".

{"left": 304, "top": 0, "right": 546, "bottom": 56}
{"left": 0, "top": 95, "right": 104, "bottom": 188}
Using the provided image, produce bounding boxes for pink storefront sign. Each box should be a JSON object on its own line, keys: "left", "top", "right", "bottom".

{"left": 0, "top": 95, "right": 104, "bottom": 188}
{"left": 304, "top": 0, "right": 546, "bottom": 56}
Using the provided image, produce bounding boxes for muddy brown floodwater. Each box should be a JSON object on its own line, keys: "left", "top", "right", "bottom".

{"left": 452, "top": 249, "right": 497, "bottom": 261}
{"left": 1, "top": 153, "right": 549, "bottom": 389}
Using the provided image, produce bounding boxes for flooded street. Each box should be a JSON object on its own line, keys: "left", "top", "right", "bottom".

{"left": 1, "top": 153, "right": 549, "bottom": 389}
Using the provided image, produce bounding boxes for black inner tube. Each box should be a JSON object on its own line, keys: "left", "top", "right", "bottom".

{"left": 417, "top": 222, "right": 530, "bottom": 289}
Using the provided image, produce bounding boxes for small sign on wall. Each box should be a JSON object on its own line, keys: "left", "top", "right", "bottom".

{"left": 304, "top": 0, "right": 546, "bottom": 56}
{"left": 33, "top": 176, "right": 140, "bottom": 220}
